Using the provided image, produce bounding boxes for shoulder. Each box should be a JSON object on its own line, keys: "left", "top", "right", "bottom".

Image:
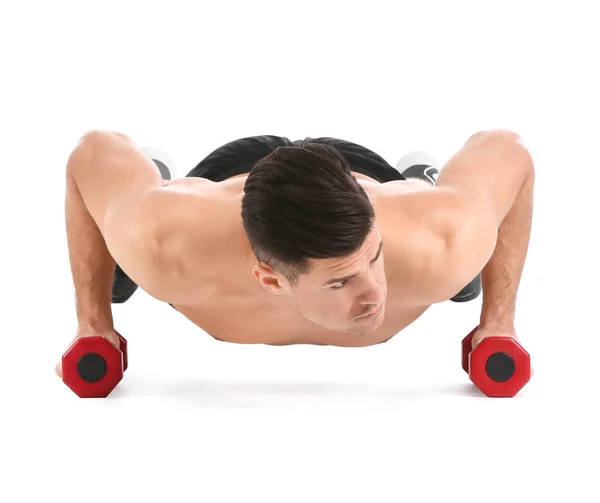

{"left": 375, "top": 184, "right": 481, "bottom": 305}
{"left": 135, "top": 179, "right": 236, "bottom": 304}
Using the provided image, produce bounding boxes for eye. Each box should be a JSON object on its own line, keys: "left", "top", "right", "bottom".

{"left": 331, "top": 281, "right": 347, "bottom": 289}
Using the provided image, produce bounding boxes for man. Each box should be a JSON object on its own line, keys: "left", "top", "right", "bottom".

{"left": 56, "top": 130, "right": 534, "bottom": 376}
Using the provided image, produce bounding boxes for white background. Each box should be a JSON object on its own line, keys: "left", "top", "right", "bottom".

{"left": 1, "top": 1, "right": 599, "bottom": 501}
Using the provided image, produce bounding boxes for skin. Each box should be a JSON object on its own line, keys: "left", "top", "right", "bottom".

{"left": 252, "top": 225, "right": 388, "bottom": 337}
{"left": 154, "top": 171, "right": 448, "bottom": 348}
{"left": 56, "top": 129, "right": 535, "bottom": 377}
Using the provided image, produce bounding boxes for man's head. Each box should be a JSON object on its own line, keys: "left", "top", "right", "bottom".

{"left": 241, "top": 143, "right": 387, "bottom": 336}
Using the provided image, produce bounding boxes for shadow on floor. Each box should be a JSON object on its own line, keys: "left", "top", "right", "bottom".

{"left": 109, "top": 377, "right": 485, "bottom": 406}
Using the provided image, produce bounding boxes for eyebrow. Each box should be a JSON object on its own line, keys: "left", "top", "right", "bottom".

{"left": 322, "top": 238, "right": 384, "bottom": 287}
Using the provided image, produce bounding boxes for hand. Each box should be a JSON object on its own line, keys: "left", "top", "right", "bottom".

{"left": 471, "top": 325, "right": 517, "bottom": 350}
{"left": 471, "top": 325, "right": 534, "bottom": 376}
{"left": 55, "top": 327, "right": 121, "bottom": 379}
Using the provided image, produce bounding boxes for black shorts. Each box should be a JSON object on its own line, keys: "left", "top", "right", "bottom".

{"left": 184, "top": 135, "right": 406, "bottom": 183}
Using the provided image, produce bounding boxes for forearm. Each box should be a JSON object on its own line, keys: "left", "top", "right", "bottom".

{"left": 479, "top": 168, "right": 535, "bottom": 332}
{"left": 65, "top": 165, "right": 115, "bottom": 332}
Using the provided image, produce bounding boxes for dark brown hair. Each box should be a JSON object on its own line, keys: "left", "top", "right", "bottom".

{"left": 241, "top": 143, "right": 375, "bottom": 287}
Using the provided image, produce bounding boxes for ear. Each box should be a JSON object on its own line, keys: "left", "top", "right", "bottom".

{"left": 252, "top": 263, "right": 287, "bottom": 295}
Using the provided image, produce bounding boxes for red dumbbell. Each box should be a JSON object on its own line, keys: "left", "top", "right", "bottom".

{"left": 62, "top": 331, "right": 128, "bottom": 398}
{"left": 461, "top": 326, "right": 531, "bottom": 397}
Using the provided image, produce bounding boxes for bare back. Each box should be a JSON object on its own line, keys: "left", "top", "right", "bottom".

{"left": 150, "top": 172, "right": 447, "bottom": 347}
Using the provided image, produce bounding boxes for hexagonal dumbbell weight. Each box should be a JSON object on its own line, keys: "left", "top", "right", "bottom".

{"left": 461, "top": 326, "right": 531, "bottom": 397}
{"left": 62, "top": 331, "right": 128, "bottom": 398}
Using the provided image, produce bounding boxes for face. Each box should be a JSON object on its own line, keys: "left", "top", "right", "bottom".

{"left": 252, "top": 227, "right": 387, "bottom": 336}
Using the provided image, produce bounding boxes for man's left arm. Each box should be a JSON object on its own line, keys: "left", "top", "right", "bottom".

{"left": 435, "top": 130, "right": 535, "bottom": 343}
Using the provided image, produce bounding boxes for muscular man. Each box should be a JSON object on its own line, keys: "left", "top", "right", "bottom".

{"left": 56, "top": 130, "right": 534, "bottom": 375}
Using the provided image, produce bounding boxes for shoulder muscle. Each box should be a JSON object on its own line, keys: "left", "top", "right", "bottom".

{"left": 116, "top": 183, "right": 228, "bottom": 304}
{"left": 427, "top": 187, "right": 498, "bottom": 303}
{"left": 384, "top": 187, "right": 497, "bottom": 304}
{"left": 67, "top": 130, "right": 165, "bottom": 236}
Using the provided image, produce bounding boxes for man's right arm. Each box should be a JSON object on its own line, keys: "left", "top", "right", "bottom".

{"left": 65, "top": 131, "right": 166, "bottom": 331}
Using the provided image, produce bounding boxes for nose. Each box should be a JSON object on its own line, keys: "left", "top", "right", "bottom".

{"left": 357, "top": 273, "right": 385, "bottom": 309}
{"left": 359, "top": 286, "right": 385, "bottom": 311}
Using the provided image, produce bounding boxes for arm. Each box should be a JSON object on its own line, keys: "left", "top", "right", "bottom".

{"left": 436, "top": 129, "right": 535, "bottom": 332}
{"left": 65, "top": 130, "right": 165, "bottom": 331}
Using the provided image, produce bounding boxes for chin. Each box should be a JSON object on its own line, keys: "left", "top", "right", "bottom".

{"left": 351, "top": 313, "right": 384, "bottom": 335}
{"left": 349, "top": 322, "right": 382, "bottom": 337}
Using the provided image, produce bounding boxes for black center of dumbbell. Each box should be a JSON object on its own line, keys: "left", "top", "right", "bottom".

{"left": 77, "top": 353, "right": 108, "bottom": 383}
{"left": 485, "top": 352, "right": 515, "bottom": 382}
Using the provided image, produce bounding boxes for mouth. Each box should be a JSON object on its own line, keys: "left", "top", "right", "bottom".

{"left": 356, "top": 304, "right": 383, "bottom": 320}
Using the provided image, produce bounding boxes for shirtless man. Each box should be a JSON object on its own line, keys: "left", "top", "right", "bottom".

{"left": 56, "top": 130, "right": 534, "bottom": 376}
